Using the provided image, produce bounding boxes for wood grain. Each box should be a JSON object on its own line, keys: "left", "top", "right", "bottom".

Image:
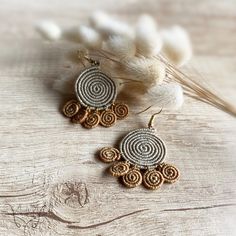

{"left": 0, "top": 0, "right": 236, "bottom": 235}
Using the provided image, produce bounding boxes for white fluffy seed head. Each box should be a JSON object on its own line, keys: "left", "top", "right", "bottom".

{"left": 135, "top": 14, "right": 163, "bottom": 57}
{"left": 161, "top": 26, "right": 192, "bottom": 67}
{"left": 103, "top": 35, "right": 136, "bottom": 59}
{"left": 89, "top": 11, "right": 110, "bottom": 29}
{"left": 77, "top": 25, "right": 102, "bottom": 49}
{"left": 35, "top": 20, "right": 62, "bottom": 40}
{"left": 123, "top": 57, "right": 166, "bottom": 88}
{"left": 90, "top": 11, "right": 134, "bottom": 39}
{"left": 147, "top": 82, "right": 184, "bottom": 109}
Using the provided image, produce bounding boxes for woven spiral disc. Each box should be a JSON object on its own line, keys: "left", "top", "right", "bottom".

{"left": 83, "top": 112, "right": 100, "bottom": 129}
{"left": 122, "top": 169, "right": 142, "bottom": 188}
{"left": 63, "top": 100, "right": 80, "bottom": 118}
{"left": 143, "top": 169, "right": 164, "bottom": 190}
{"left": 112, "top": 103, "right": 129, "bottom": 120}
{"left": 120, "top": 128, "right": 166, "bottom": 169}
{"left": 71, "top": 108, "right": 88, "bottom": 124}
{"left": 100, "top": 110, "right": 117, "bottom": 127}
{"left": 75, "top": 67, "right": 117, "bottom": 110}
{"left": 109, "top": 161, "right": 130, "bottom": 177}
{"left": 99, "top": 147, "right": 120, "bottom": 163}
{"left": 161, "top": 164, "right": 180, "bottom": 183}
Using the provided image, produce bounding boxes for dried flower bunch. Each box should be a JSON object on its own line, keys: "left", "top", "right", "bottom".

{"left": 36, "top": 11, "right": 236, "bottom": 116}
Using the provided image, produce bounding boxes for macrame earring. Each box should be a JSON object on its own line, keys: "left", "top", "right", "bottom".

{"left": 98, "top": 110, "right": 179, "bottom": 190}
{"left": 62, "top": 57, "right": 129, "bottom": 129}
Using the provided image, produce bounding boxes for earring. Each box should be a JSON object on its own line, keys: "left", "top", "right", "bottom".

{"left": 62, "top": 57, "right": 129, "bottom": 129}
{"left": 98, "top": 110, "right": 179, "bottom": 190}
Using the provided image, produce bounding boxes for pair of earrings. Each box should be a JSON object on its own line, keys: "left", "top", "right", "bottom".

{"left": 62, "top": 57, "right": 179, "bottom": 190}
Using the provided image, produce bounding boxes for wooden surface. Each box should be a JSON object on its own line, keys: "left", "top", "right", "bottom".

{"left": 0, "top": 0, "right": 236, "bottom": 235}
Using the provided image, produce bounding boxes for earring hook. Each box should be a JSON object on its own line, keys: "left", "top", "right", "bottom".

{"left": 76, "top": 51, "right": 100, "bottom": 66}
{"left": 148, "top": 108, "right": 163, "bottom": 128}
{"left": 84, "top": 55, "right": 100, "bottom": 66}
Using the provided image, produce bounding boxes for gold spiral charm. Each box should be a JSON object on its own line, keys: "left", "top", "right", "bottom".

{"left": 161, "top": 164, "right": 180, "bottom": 183}
{"left": 71, "top": 108, "right": 88, "bottom": 124}
{"left": 83, "top": 112, "right": 100, "bottom": 129}
{"left": 122, "top": 169, "right": 142, "bottom": 188}
{"left": 112, "top": 103, "right": 129, "bottom": 120}
{"left": 109, "top": 161, "right": 130, "bottom": 177}
{"left": 63, "top": 100, "right": 80, "bottom": 118}
{"left": 99, "top": 147, "right": 121, "bottom": 163}
{"left": 143, "top": 169, "right": 164, "bottom": 190}
{"left": 100, "top": 110, "right": 117, "bottom": 127}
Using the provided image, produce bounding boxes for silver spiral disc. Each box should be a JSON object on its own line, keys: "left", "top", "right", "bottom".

{"left": 75, "top": 67, "right": 117, "bottom": 109}
{"left": 120, "top": 128, "right": 166, "bottom": 169}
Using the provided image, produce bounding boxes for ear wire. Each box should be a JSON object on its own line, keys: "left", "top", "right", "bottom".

{"left": 148, "top": 108, "right": 163, "bottom": 128}
{"left": 76, "top": 51, "right": 100, "bottom": 66}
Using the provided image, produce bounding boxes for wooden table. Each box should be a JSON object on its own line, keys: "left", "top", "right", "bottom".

{"left": 0, "top": 0, "right": 235, "bottom": 235}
